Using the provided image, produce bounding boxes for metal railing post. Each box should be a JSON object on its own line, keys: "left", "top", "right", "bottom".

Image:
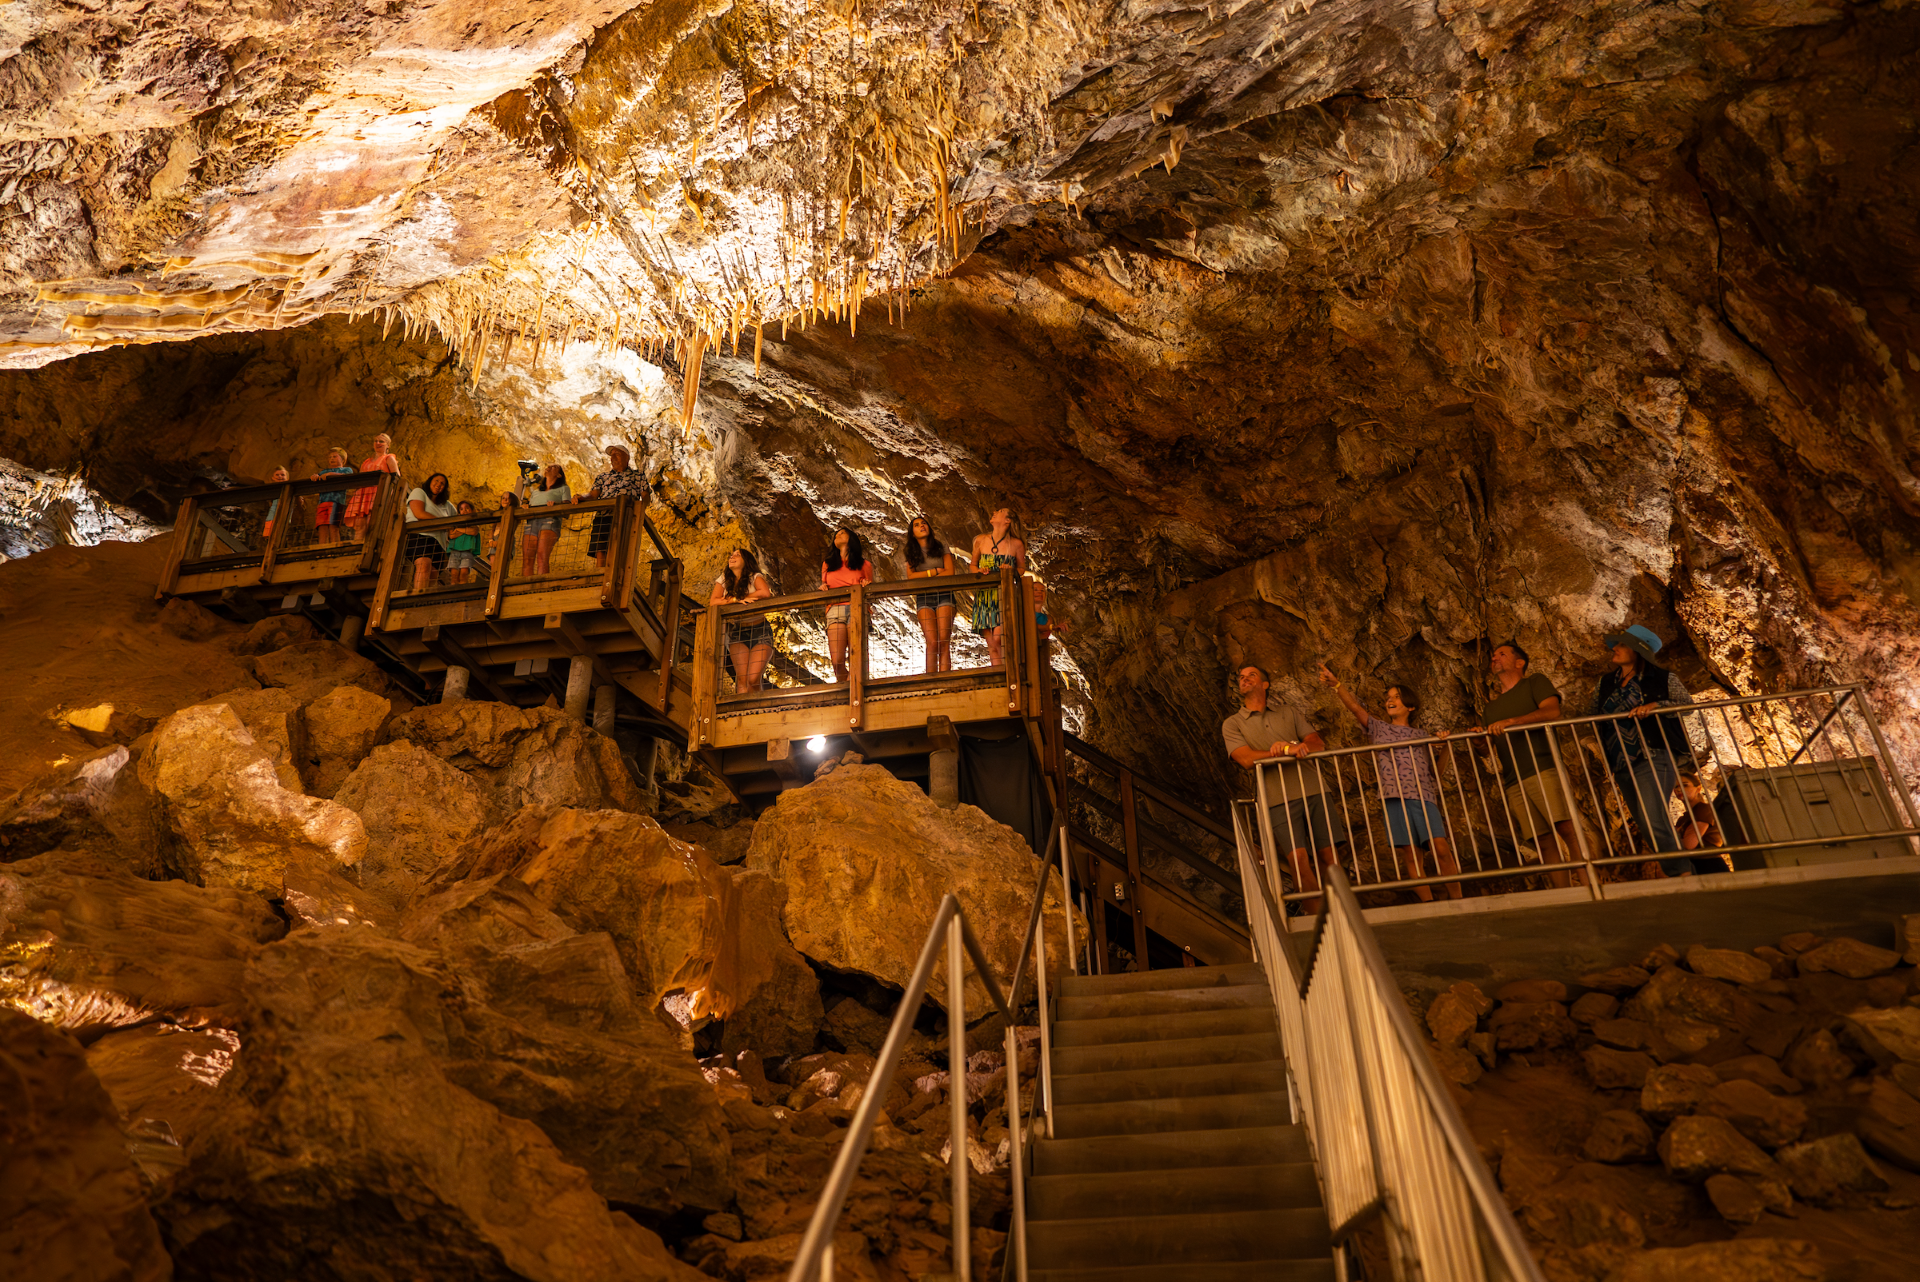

{"left": 1856, "top": 684, "right": 1920, "bottom": 835}
{"left": 1035, "top": 922, "right": 1054, "bottom": 1135}
{"left": 1058, "top": 820, "right": 1076, "bottom": 976}
{"left": 1543, "top": 729, "right": 1603, "bottom": 900}
{"left": 947, "top": 917, "right": 971, "bottom": 1282}
{"left": 1004, "top": 1021, "right": 1029, "bottom": 1282}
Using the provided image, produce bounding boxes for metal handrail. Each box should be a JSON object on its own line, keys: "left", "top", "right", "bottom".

{"left": 786, "top": 824, "right": 1071, "bottom": 1282}
{"left": 1232, "top": 804, "right": 1545, "bottom": 1282}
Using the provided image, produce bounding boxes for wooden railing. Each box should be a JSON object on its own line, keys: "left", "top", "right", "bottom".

{"left": 158, "top": 472, "right": 401, "bottom": 595}
{"left": 690, "top": 565, "right": 1049, "bottom": 749}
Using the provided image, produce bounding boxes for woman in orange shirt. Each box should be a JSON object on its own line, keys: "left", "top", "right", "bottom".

{"left": 343, "top": 433, "right": 400, "bottom": 540}
{"left": 819, "top": 526, "right": 873, "bottom": 684}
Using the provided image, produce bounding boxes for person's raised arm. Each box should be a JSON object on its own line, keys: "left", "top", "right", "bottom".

{"left": 1318, "top": 663, "right": 1371, "bottom": 726}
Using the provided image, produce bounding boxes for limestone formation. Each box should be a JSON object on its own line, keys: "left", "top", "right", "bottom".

{"left": 711, "top": 869, "right": 827, "bottom": 1061}
{"left": 747, "top": 765, "right": 1079, "bottom": 1014}
{"left": 388, "top": 701, "right": 647, "bottom": 814}
{"left": 302, "top": 683, "right": 396, "bottom": 797}
{"left": 334, "top": 741, "right": 501, "bottom": 905}
{"left": 0, "top": 1010, "right": 171, "bottom": 1282}
{"left": 139, "top": 703, "right": 367, "bottom": 894}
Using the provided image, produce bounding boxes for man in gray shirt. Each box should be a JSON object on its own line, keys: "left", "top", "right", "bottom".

{"left": 1223, "top": 664, "right": 1349, "bottom": 912}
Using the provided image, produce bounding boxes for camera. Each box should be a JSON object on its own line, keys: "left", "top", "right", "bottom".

{"left": 516, "top": 459, "right": 539, "bottom": 476}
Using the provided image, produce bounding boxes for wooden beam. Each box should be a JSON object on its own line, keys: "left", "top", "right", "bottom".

{"left": 257, "top": 483, "right": 294, "bottom": 583}
{"left": 927, "top": 714, "right": 957, "bottom": 754}
{"left": 157, "top": 495, "right": 196, "bottom": 598}
{"left": 656, "top": 559, "right": 683, "bottom": 717}
{"left": 846, "top": 583, "right": 866, "bottom": 732}
{"left": 193, "top": 505, "right": 253, "bottom": 556}
{"left": 419, "top": 622, "right": 513, "bottom": 701}
{"left": 707, "top": 684, "right": 1011, "bottom": 749}
{"left": 543, "top": 611, "right": 622, "bottom": 690}
{"left": 766, "top": 736, "right": 806, "bottom": 786}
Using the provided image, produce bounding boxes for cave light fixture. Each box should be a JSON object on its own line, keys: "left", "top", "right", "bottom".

{"left": 808, "top": 735, "right": 827, "bottom": 754}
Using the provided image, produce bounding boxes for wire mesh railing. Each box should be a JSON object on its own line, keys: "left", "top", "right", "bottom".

{"left": 1233, "top": 806, "right": 1545, "bottom": 1282}
{"left": 1248, "top": 684, "right": 1920, "bottom": 910}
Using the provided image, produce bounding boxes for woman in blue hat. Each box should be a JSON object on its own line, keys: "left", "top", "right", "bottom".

{"left": 1592, "top": 625, "right": 1697, "bottom": 875}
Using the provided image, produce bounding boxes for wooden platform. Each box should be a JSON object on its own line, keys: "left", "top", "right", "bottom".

{"left": 156, "top": 477, "right": 1250, "bottom": 972}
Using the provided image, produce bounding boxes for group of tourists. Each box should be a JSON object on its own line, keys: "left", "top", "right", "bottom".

{"left": 260, "top": 438, "right": 649, "bottom": 594}
{"left": 708, "top": 507, "right": 1048, "bottom": 692}
{"left": 1226, "top": 626, "right": 1722, "bottom": 910}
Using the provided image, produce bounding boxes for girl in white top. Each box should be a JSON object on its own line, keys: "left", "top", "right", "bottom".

{"left": 404, "top": 472, "right": 456, "bottom": 592}
{"left": 516, "top": 463, "right": 570, "bottom": 577}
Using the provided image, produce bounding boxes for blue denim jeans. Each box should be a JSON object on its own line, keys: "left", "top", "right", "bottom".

{"left": 1611, "top": 751, "right": 1692, "bottom": 874}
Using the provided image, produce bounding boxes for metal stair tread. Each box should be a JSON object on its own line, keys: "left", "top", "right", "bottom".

{"left": 1050, "top": 1003, "right": 1278, "bottom": 1047}
{"left": 1051, "top": 1056, "right": 1288, "bottom": 1105}
{"left": 1051, "top": 1088, "right": 1293, "bottom": 1138}
{"left": 1050, "top": 1029, "right": 1284, "bottom": 1076}
{"left": 1026, "top": 1207, "right": 1333, "bottom": 1268}
{"left": 1055, "top": 982, "right": 1273, "bottom": 1021}
{"left": 1028, "top": 1261, "right": 1336, "bottom": 1282}
{"left": 1027, "top": 1161, "right": 1324, "bottom": 1219}
{"left": 1032, "top": 1124, "right": 1311, "bottom": 1175}
{"left": 1056, "top": 963, "right": 1266, "bottom": 998}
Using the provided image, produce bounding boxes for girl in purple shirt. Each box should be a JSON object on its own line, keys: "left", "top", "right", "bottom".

{"left": 1320, "top": 663, "right": 1464, "bottom": 902}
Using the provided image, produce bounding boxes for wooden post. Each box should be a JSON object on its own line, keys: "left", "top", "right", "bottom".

{"left": 1000, "top": 562, "right": 1021, "bottom": 713}
{"left": 593, "top": 681, "right": 617, "bottom": 735}
{"left": 1021, "top": 573, "right": 1044, "bottom": 721}
{"left": 599, "top": 499, "right": 627, "bottom": 608}
{"left": 367, "top": 503, "right": 407, "bottom": 632}
{"left": 484, "top": 505, "right": 515, "bottom": 618}
{"left": 847, "top": 584, "right": 865, "bottom": 731}
{"left": 257, "top": 482, "right": 293, "bottom": 583}
{"left": 1120, "top": 769, "right": 1151, "bottom": 969}
{"left": 1088, "top": 850, "right": 1111, "bottom": 975}
{"left": 690, "top": 604, "right": 720, "bottom": 748}
{"left": 657, "top": 560, "right": 683, "bottom": 716}
{"left": 157, "top": 494, "right": 197, "bottom": 597}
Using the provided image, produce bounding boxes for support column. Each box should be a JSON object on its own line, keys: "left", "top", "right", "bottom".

{"left": 929, "top": 746, "right": 960, "bottom": 809}
{"left": 565, "top": 655, "right": 593, "bottom": 722}
{"left": 592, "top": 683, "right": 616, "bottom": 736}
{"left": 337, "top": 615, "right": 365, "bottom": 653}
{"left": 441, "top": 666, "right": 470, "bottom": 703}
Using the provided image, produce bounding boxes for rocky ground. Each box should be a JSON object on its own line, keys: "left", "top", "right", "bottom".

{"left": 0, "top": 541, "right": 1076, "bottom": 1282}
{"left": 1425, "top": 930, "right": 1920, "bottom": 1281}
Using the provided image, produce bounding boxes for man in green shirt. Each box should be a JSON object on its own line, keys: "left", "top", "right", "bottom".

{"left": 1223, "top": 664, "right": 1350, "bottom": 913}
{"left": 1468, "top": 641, "right": 1587, "bottom": 889}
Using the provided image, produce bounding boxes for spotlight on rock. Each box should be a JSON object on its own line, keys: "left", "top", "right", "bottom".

{"left": 808, "top": 735, "right": 827, "bottom": 754}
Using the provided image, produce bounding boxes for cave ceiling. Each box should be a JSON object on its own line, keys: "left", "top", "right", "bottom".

{"left": 4, "top": 0, "right": 1920, "bottom": 802}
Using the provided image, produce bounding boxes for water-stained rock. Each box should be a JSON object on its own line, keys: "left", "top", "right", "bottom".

{"left": 0, "top": 1009, "right": 171, "bottom": 1282}
{"left": 388, "top": 701, "right": 647, "bottom": 813}
{"left": 746, "top": 765, "right": 1080, "bottom": 1014}
{"left": 138, "top": 702, "right": 366, "bottom": 894}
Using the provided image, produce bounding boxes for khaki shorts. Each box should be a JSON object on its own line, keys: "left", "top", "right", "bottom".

{"left": 1504, "top": 768, "right": 1571, "bottom": 839}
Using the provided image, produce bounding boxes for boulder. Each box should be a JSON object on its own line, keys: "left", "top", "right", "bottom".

{"left": 1774, "top": 1132, "right": 1889, "bottom": 1204}
{"left": 0, "top": 854, "right": 282, "bottom": 1035}
{"left": 1704, "top": 1173, "right": 1767, "bottom": 1226}
{"left": 204, "top": 684, "right": 309, "bottom": 790}
{"left": 824, "top": 997, "right": 895, "bottom": 1056}
{"left": 1578, "top": 965, "right": 1651, "bottom": 993}
{"left": 1429, "top": 1041, "right": 1483, "bottom": 1086}
{"left": 400, "top": 874, "right": 578, "bottom": 961}
{"left": 1795, "top": 936, "right": 1901, "bottom": 979}
{"left": 428, "top": 806, "right": 731, "bottom": 1012}
{"left": 334, "top": 742, "right": 500, "bottom": 905}
{"left": 157, "top": 596, "right": 227, "bottom": 642}
{"left": 747, "top": 765, "right": 1080, "bottom": 1014}
{"left": 1582, "top": 1110, "right": 1655, "bottom": 1163}
{"left": 1570, "top": 992, "right": 1619, "bottom": 1026}
{"left": 1900, "top": 913, "right": 1920, "bottom": 967}
{"left": 281, "top": 853, "right": 397, "bottom": 933}
{"left": 1640, "top": 1063, "right": 1721, "bottom": 1122}
{"left": 85, "top": 1023, "right": 243, "bottom": 1156}
{"left": 1583, "top": 1046, "right": 1657, "bottom": 1091}
{"left": 1620, "top": 964, "right": 1746, "bottom": 1031}
{"left": 1698, "top": 1078, "right": 1807, "bottom": 1147}
{"left": 1449, "top": 980, "right": 1495, "bottom": 1017}
{"left": 664, "top": 818, "right": 757, "bottom": 867}
{"left": 0, "top": 1010, "right": 171, "bottom": 1282}
{"left": 1778, "top": 932, "right": 1824, "bottom": 954}
{"left": 303, "top": 683, "right": 395, "bottom": 796}
{"left": 1687, "top": 946, "right": 1772, "bottom": 986}
{"left": 247, "top": 638, "right": 392, "bottom": 696}
{"left": 1783, "top": 1029, "right": 1858, "bottom": 1088}
{"left": 1857, "top": 1074, "right": 1920, "bottom": 1172}
{"left": 1426, "top": 989, "right": 1480, "bottom": 1047}
{"left": 0, "top": 743, "right": 159, "bottom": 871}
{"left": 712, "top": 869, "right": 826, "bottom": 1060}
{"left": 1714, "top": 1054, "right": 1803, "bottom": 1096}
{"left": 1495, "top": 978, "right": 1567, "bottom": 1003}
{"left": 1846, "top": 1005, "right": 1920, "bottom": 1065}
{"left": 138, "top": 703, "right": 366, "bottom": 894}
{"left": 1488, "top": 999, "right": 1578, "bottom": 1051}
{"left": 160, "top": 929, "right": 725, "bottom": 1278}
{"left": 1658, "top": 1116, "right": 1791, "bottom": 1206}
{"left": 236, "top": 614, "right": 319, "bottom": 655}
{"left": 1603, "top": 1239, "right": 1824, "bottom": 1282}
{"left": 388, "top": 701, "right": 647, "bottom": 812}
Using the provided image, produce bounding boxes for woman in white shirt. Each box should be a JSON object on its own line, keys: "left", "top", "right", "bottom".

{"left": 404, "top": 472, "right": 457, "bottom": 591}
{"left": 517, "top": 463, "right": 570, "bottom": 576}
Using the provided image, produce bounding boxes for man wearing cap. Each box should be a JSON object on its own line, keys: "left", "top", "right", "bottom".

{"left": 577, "top": 443, "right": 650, "bottom": 567}
{"left": 1592, "top": 624, "right": 1697, "bottom": 875}
{"left": 1469, "top": 640, "right": 1587, "bottom": 889}
{"left": 1223, "top": 664, "right": 1349, "bottom": 913}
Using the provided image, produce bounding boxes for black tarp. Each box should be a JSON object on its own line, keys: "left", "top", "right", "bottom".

{"left": 958, "top": 733, "right": 1048, "bottom": 853}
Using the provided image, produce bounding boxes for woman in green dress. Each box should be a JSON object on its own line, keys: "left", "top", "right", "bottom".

{"left": 968, "top": 508, "right": 1027, "bottom": 667}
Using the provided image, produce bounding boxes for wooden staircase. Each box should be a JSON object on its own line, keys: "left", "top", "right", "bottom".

{"left": 1028, "top": 964, "right": 1334, "bottom": 1282}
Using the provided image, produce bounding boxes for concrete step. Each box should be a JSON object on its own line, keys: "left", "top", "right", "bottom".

{"left": 1052, "top": 1004, "right": 1277, "bottom": 1048}
{"left": 1052, "top": 1058, "right": 1288, "bottom": 1107}
{"left": 1027, "top": 1208, "right": 1333, "bottom": 1270}
{"left": 1031, "top": 1262, "right": 1336, "bottom": 1282}
{"left": 1053, "top": 1090, "right": 1292, "bottom": 1139}
{"left": 1056, "top": 983, "right": 1272, "bottom": 1023}
{"left": 1057, "top": 963, "right": 1266, "bottom": 999}
{"left": 1052, "top": 1030, "right": 1284, "bottom": 1078}
{"left": 1033, "top": 1125, "right": 1310, "bottom": 1176}
{"left": 1028, "top": 1162, "right": 1322, "bottom": 1220}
